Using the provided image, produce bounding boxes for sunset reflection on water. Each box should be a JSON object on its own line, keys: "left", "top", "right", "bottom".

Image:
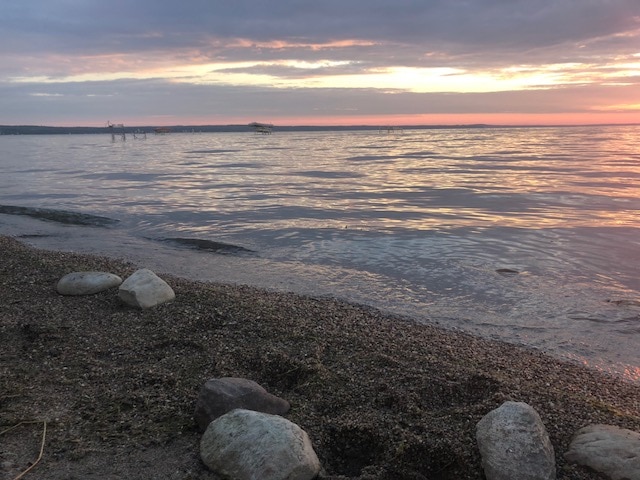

{"left": 1, "top": 124, "right": 640, "bottom": 382}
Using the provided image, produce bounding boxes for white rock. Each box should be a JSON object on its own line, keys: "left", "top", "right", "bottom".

{"left": 200, "top": 409, "right": 321, "bottom": 480}
{"left": 118, "top": 268, "right": 175, "bottom": 309}
{"left": 57, "top": 271, "right": 122, "bottom": 295}
{"left": 565, "top": 424, "right": 640, "bottom": 480}
{"left": 476, "top": 401, "right": 556, "bottom": 480}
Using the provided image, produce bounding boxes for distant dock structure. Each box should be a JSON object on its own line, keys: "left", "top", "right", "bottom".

{"left": 379, "top": 126, "right": 404, "bottom": 134}
{"left": 107, "top": 121, "right": 126, "bottom": 141}
{"left": 249, "top": 122, "right": 273, "bottom": 134}
{"left": 133, "top": 129, "right": 147, "bottom": 139}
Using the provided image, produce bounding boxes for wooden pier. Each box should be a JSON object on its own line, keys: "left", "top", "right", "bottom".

{"left": 107, "top": 121, "right": 126, "bottom": 141}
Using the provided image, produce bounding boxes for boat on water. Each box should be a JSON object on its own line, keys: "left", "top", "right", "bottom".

{"left": 153, "top": 127, "right": 172, "bottom": 134}
{"left": 248, "top": 122, "right": 273, "bottom": 134}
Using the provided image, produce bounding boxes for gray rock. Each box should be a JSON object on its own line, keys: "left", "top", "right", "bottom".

{"left": 194, "top": 377, "right": 291, "bottom": 431}
{"left": 200, "top": 409, "right": 320, "bottom": 480}
{"left": 565, "top": 424, "right": 640, "bottom": 480}
{"left": 118, "top": 268, "right": 175, "bottom": 309}
{"left": 476, "top": 401, "right": 556, "bottom": 480}
{"left": 57, "top": 271, "right": 123, "bottom": 295}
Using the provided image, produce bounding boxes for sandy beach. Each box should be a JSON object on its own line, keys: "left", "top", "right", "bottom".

{"left": 1, "top": 234, "right": 639, "bottom": 479}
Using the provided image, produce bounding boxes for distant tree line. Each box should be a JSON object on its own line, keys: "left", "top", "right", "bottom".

{"left": 0, "top": 124, "right": 501, "bottom": 136}
{"left": 0, "top": 125, "right": 258, "bottom": 135}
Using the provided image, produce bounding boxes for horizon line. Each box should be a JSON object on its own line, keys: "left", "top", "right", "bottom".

{"left": 2, "top": 121, "right": 640, "bottom": 130}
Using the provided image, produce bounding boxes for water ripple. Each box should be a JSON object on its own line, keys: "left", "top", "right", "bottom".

{"left": 2, "top": 126, "right": 640, "bottom": 381}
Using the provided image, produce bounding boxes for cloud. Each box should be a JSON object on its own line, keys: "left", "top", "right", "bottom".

{"left": 1, "top": 1, "right": 639, "bottom": 125}
{"left": 5, "top": 1, "right": 640, "bottom": 60}
{"left": 2, "top": 74, "right": 636, "bottom": 124}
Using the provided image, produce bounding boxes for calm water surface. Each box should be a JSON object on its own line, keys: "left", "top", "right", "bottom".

{"left": 2, "top": 126, "right": 640, "bottom": 381}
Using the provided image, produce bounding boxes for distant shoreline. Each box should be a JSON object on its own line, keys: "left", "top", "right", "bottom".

{"left": 1, "top": 122, "right": 638, "bottom": 135}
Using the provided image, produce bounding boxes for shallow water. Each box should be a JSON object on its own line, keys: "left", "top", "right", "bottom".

{"left": 1, "top": 126, "right": 640, "bottom": 382}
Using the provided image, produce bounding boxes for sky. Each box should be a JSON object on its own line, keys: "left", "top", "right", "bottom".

{"left": 1, "top": 0, "right": 639, "bottom": 127}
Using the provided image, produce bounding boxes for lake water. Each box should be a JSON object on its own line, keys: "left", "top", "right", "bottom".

{"left": 1, "top": 125, "right": 640, "bottom": 382}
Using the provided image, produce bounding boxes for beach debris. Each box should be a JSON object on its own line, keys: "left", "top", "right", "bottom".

{"left": 200, "top": 409, "right": 320, "bottom": 480}
{"left": 118, "top": 268, "right": 175, "bottom": 309}
{"left": 476, "top": 401, "right": 556, "bottom": 480}
{"left": 194, "top": 377, "right": 290, "bottom": 431}
{"left": 56, "top": 271, "right": 122, "bottom": 295}
{"left": 0, "top": 421, "right": 47, "bottom": 480}
{"left": 565, "top": 424, "right": 640, "bottom": 480}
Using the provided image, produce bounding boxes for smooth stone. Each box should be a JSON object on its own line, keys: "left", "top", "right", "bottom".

{"left": 194, "top": 377, "right": 291, "bottom": 431}
{"left": 118, "top": 268, "right": 175, "bottom": 309}
{"left": 200, "top": 409, "right": 320, "bottom": 480}
{"left": 476, "top": 401, "right": 556, "bottom": 480}
{"left": 565, "top": 424, "right": 640, "bottom": 480}
{"left": 56, "top": 271, "right": 122, "bottom": 295}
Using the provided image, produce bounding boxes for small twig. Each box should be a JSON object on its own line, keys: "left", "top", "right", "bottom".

{"left": 0, "top": 421, "right": 47, "bottom": 480}
{"left": 0, "top": 421, "right": 39, "bottom": 436}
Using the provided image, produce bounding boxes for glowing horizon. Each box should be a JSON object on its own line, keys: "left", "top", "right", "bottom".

{"left": 32, "top": 111, "right": 640, "bottom": 129}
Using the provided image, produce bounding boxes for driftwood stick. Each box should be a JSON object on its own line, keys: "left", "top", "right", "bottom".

{"left": 0, "top": 421, "right": 47, "bottom": 480}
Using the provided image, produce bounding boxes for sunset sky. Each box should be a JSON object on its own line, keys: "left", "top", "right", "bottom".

{"left": 1, "top": 0, "right": 639, "bottom": 127}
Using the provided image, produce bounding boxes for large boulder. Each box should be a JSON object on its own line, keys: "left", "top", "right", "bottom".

{"left": 194, "top": 377, "right": 290, "bottom": 431}
{"left": 118, "top": 268, "right": 175, "bottom": 309}
{"left": 565, "top": 424, "right": 640, "bottom": 480}
{"left": 476, "top": 401, "right": 556, "bottom": 480}
{"left": 200, "top": 409, "right": 321, "bottom": 480}
{"left": 57, "top": 271, "right": 122, "bottom": 295}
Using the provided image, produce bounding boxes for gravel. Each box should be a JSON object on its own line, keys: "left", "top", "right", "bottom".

{"left": 1, "top": 235, "right": 639, "bottom": 479}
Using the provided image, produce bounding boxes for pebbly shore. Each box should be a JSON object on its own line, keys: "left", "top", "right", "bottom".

{"left": 1, "top": 234, "right": 639, "bottom": 479}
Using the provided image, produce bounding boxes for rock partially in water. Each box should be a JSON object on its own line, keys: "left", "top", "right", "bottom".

{"left": 606, "top": 298, "right": 640, "bottom": 307}
{"left": 164, "top": 237, "right": 255, "bottom": 255}
{"left": 0, "top": 204, "right": 118, "bottom": 226}
{"left": 496, "top": 268, "right": 519, "bottom": 275}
